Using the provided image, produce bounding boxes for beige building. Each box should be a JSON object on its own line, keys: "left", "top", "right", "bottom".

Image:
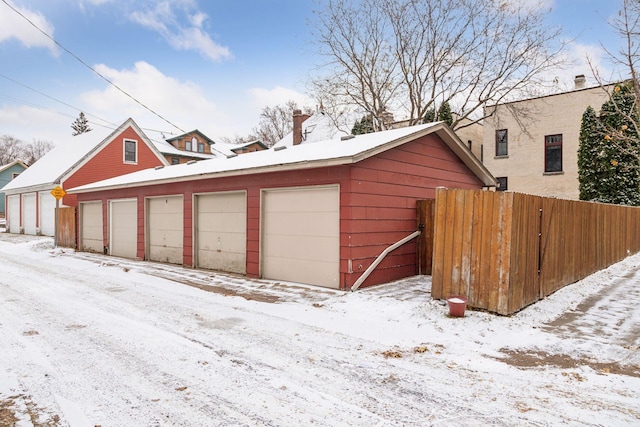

{"left": 483, "top": 76, "right": 611, "bottom": 199}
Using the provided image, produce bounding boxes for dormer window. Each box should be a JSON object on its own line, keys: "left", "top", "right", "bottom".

{"left": 191, "top": 137, "right": 198, "bottom": 152}
{"left": 198, "top": 142, "right": 205, "bottom": 153}
{"left": 185, "top": 139, "right": 192, "bottom": 151}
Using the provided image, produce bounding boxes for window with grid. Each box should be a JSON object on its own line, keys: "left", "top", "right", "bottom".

{"left": 545, "top": 134, "right": 562, "bottom": 172}
{"left": 495, "top": 129, "right": 508, "bottom": 156}
{"left": 124, "top": 139, "right": 137, "bottom": 163}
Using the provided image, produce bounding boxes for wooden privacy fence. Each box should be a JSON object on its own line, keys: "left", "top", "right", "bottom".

{"left": 431, "top": 188, "right": 640, "bottom": 315}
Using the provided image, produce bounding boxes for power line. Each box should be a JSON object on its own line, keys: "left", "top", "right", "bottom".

{"left": 0, "top": 73, "right": 119, "bottom": 128}
{"left": 1, "top": 0, "right": 187, "bottom": 134}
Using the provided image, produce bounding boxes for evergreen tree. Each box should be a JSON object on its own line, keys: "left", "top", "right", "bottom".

{"left": 71, "top": 112, "right": 92, "bottom": 136}
{"left": 351, "top": 115, "right": 375, "bottom": 135}
{"left": 423, "top": 107, "right": 436, "bottom": 123}
{"left": 437, "top": 102, "right": 454, "bottom": 126}
{"left": 578, "top": 82, "right": 640, "bottom": 205}
{"left": 577, "top": 106, "right": 600, "bottom": 201}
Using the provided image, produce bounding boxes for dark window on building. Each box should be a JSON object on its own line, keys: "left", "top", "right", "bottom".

{"left": 496, "top": 177, "right": 508, "bottom": 191}
{"left": 495, "top": 129, "right": 508, "bottom": 156}
{"left": 198, "top": 143, "right": 205, "bottom": 153}
{"left": 124, "top": 139, "right": 137, "bottom": 163}
{"left": 11, "top": 172, "right": 20, "bottom": 180}
{"left": 545, "top": 134, "right": 562, "bottom": 172}
{"left": 185, "top": 140, "right": 192, "bottom": 151}
{"left": 171, "top": 157, "right": 180, "bottom": 165}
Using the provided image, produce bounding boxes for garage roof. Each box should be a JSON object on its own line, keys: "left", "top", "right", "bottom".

{"left": 69, "top": 122, "right": 497, "bottom": 193}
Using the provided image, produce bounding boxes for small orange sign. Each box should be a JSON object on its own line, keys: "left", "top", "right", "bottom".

{"left": 51, "top": 186, "right": 66, "bottom": 200}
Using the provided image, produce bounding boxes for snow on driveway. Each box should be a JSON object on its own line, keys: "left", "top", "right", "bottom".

{"left": 0, "top": 235, "right": 639, "bottom": 426}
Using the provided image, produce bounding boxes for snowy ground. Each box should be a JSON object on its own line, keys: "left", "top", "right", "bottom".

{"left": 0, "top": 234, "right": 639, "bottom": 427}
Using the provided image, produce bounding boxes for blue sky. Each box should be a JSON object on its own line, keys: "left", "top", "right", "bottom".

{"left": 0, "top": 0, "right": 628, "bottom": 146}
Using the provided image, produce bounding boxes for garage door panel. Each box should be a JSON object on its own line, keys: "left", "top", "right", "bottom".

{"left": 196, "top": 192, "right": 246, "bottom": 274}
{"left": 39, "top": 193, "right": 56, "bottom": 236}
{"left": 22, "top": 194, "right": 36, "bottom": 235}
{"left": 199, "top": 193, "right": 245, "bottom": 213}
{"left": 110, "top": 200, "right": 137, "bottom": 259}
{"left": 198, "top": 212, "right": 245, "bottom": 233}
{"left": 7, "top": 195, "right": 20, "bottom": 234}
{"left": 262, "top": 186, "right": 339, "bottom": 289}
{"left": 266, "top": 212, "right": 338, "bottom": 236}
{"left": 198, "top": 231, "right": 246, "bottom": 253}
{"left": 265, "top": 189, "right": 337, "bottom": 213}
{"left": 263, "top": 235, "right": 337, "bottom": 262}
{"left": 264, "top": 257, "right": 337, "bottom": 287}
{"left": 148, "top": 197, "right": 183, "bottom": 265}
{"left": 81, "top": 202, "right": 103, "bottom": 252}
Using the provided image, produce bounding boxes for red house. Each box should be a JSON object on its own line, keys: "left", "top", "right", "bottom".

{"left": 69, "top": 123, "right": 496, "bottom": 290}
{"left": 1, "top": 118, "right": 168, "bottom": 236}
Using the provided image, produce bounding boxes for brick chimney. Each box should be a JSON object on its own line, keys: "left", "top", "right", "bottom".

{"left": 574, "top": 74, "right": 586, "bottom": 90}
{"left": 292, "top": 109, "right": 310, "bottom": 145}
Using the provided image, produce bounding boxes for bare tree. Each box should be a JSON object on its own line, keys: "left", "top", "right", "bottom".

{"left": 23, "top": 139, "right": 54, "bottom": 165}
{"left": 251, "top": 101, "right": 313, "bottom": 146}
{"left": 310, "top": 0, "right": 569, "bottom": 131}
{"left": 587, "top": 0, "right": 640, "bottom": 159}
{"left": 0, "top": 135, "right": 25, "bottom": 165}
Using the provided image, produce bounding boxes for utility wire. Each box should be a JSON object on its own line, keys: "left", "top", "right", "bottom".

{"left": 1, "top": 0, "right": 187, "bottom": 134}
{"left": 0, "top": 72, "right": 119, "bottom": 128}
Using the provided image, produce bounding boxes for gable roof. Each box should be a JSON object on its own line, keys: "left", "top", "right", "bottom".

{"left": 1, "top": 118, "right": 167, "bottom": 193}
{"left": 0, "top": 160, "right": 28, "bottom": 174}
{"left": 69, "top": 122, "right": 497, "bottom": 194}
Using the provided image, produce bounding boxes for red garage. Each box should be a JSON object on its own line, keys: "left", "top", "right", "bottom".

{"left": 69, "top": 123, "right": 496, "bottom": 290}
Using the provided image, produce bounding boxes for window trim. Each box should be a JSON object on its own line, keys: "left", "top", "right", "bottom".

{"left": 198, "top": 142, "right": 205, "bottom": 153}
{"left": 123, "top": 139, "right": 137, "bottom": 164}
{"left": 544, "top": 134, "right": 563, "bottom": 173}
{"left": 495, "top": 129, "right": 508, "bottom": 157}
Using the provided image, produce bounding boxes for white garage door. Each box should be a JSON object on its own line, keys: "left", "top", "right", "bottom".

{"left": 7, "top": 195, "right": 20, "bottom": 234}
{"left": 80, "top": 202, "right": 103, "bottom": 253}
{"left": 262, "top": 185, "right": 340, "bottom": 288}
{"left": 39, "top": 193, "right": 57, "bottom": 236}
{"left": 109, "top": 199, "right": 137, "bottom": 259}
{"left": 195, "top": 191, "right": 246, "bottom": 274}
{"left": 22, "top": 193, "right": 37, "bottom": 235}
{"left": 147, "top": 196, "right": 183, "bottom": 265}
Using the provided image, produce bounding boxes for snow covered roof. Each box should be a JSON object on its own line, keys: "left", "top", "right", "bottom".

{"left": 272, "top": 111, "right": 351, "bottom": 148}
{"left": 1, "top": 118, "right": 167, "bottom": 193}
{"left": 69, "top": 122, "right": 497, "bottom": 194}
{"left": 0, "top": 159, "right": 28, "bottom": 174}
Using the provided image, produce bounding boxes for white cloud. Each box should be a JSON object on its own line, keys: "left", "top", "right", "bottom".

{"left": 248, "top": 86, "right": 313, "bottom": 109}
{"left": 80, "top": 61, "right": 226, "bottom": 138}
{"left": 0, "top": 1, "right": 58, "bottom": 56}
{"left": 129, "top": 1, "right": 230, "bottom": 62}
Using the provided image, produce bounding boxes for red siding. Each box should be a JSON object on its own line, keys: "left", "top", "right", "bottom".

{"left": 76, "top": 132, "right": 485, "bottom": 290}
{"left": 62, "top": 126, "right": 164, "bottom": 207}
{"left": 342, "top": 134, "right": 482, "bottom": 288}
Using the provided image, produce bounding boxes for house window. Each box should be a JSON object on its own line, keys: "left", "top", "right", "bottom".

{"left": 171, "top": 157, "right": 180, "bottom": 165}
{"left": 495, "top": 129, "right": 508, "bottom": 156}
{"left": 198, "top": 143, "right": 205, "bottom": 153}
{"left": 545, "top": 134, "right": 563, "bottom": 173}
{"left": 496, "top": 177, "right": 508, "bottom": 191}
{"left": 192, "top": 137, "right": 198, "bottom": 152}
{"left": 185, "top": 140, "right": 192, "bottom": 151}
{"left": 124, "top": 139, "right": 137, "bottom": 163}
{"left": 11, "top": 172, "right": 20, "bottom": 180}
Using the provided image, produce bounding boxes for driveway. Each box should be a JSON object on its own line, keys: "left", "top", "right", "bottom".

{"left": 1, "top": 234, "right": 639, "bottom": 426}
